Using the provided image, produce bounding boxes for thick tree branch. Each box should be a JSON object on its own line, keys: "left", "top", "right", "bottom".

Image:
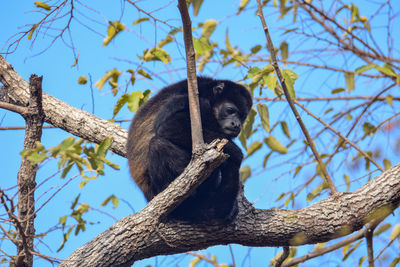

{"left": 60, "top": 162, "right": 400, "bottom": 266}
{"left": 16, "top": 74, "right": 45, "bottom": 266}
{"left": 0, "top": 55, "right": 127, "bottom": 157}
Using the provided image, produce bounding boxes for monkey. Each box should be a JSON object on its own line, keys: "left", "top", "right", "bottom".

{"left": 127, "top": 76, "right": 252, "bottom": 222}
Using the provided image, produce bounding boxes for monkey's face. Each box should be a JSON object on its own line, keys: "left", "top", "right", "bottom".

{"left": 214, "top": 101, "right": 242, "bottom": 137}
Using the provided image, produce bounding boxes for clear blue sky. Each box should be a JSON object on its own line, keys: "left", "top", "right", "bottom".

{"left": 1, "top": 1, "right": 399, "bottom": 266}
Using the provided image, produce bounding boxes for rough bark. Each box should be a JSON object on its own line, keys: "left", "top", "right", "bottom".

{"left": 0, "top": 55, "right": 127, "bottom": 157}
{"left": 16, "top": 75, "right": 44, "bottom": 266}
{"left": 61, "top": 163, "right": 400, "bottom": 266}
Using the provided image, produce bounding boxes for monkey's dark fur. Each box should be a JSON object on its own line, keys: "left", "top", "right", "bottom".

{"left": 127, "top": 76, "right": 252, "bottom": 222}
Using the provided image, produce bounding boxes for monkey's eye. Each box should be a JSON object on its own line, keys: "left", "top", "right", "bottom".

{"left": 226, "top": 108, "right": 236, "bottom": 115}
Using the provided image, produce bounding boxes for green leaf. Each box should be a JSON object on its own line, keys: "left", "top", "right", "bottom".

{"left": 256, "top": 103, "right": 270, "bottom": 133}
{"left": 189, "top": 256, "right": 201, "bottom": 267}
{"left": 238, "top": 108, "right": 256, "bottom": 149}
{"left": 96, "top": 137, "right": 112, "bottom": 158}
{"left": 137, "top": 69, "right": 152, "bottom": 79}
{"left": 34, "top": 1, "right": 51, "bottom": 10}
{"left": 342, "top": 241, "right": 362, "bottom": 261}
{"left": 383, "top": 159, "right": 392, "bottom": 170}
{"left": 280, "top": 121, "right": 290, "bottom": 138}
{"left": 386, "top": 95, "right": 393, "bottom": 106}
{"left": 143, "top": 47, "right": 171, "bottom": 64}
{"left": 250, "top": 45, "right": 262, "bottom": 54}
{"left": 28, "top": 24, "right": 38, "bottom": 40}
{"left": 225, "top": 30, "right": 235, "bottom": 54}
{"left": 71, "top": 194, "right": 81, "bottom": 210}
{"left": 375, "top": 63, "right": 396, "bottom": 77}
{"left": 284, "top": 193, "right": 294, "bottom": 207}
{"left": 262, "top": 152, "right": 272, "bottom": 167}
{"left": 344, "top": 72, "right": 355, "bottom": 92}
{"left": 246, "top": 141, "right": 262, "bottom": 157}
{"left": 192, "top": 0, "right": 204, "bottom": 16}
{"left": 264, "top": 75, "right": 277, "bottom": 90}
{"left": 103, "top": 21, "right": 125, "bottom": 46}
{"left": 59, "top": 215, "right": 68, "bottom": 225}
{"left": 282, "top": 70, "right": 296, "bottom": 99}
{"left": 201, "top": 20, "right": 217, "bottom": 40}
{"left": 101, "top": 195, "right": 119, "bottom": 209}
{"left": 240, "top": 165, "right": 251, "bottom": 183}
{"left": 362, "top": 122, "right": 376, "bottom": 136}
{"left": 113, "top": 93, "right": 129, "bottom": 118}
{"left": 396, "top": 74, "right": 400, "bottom": 85}
{"left": 306, "top": 181, "right": 328, "bottom": 201}
{"left": 350, "top": 4, "right": 359, "bottom": 23}
{"left": 193, "top": 37, "right": 212, "bottom": 55}
{"left": 57, "top": 226, "right": 74, "bottom": 252}
{"left": 103, "top": 158, "right": 120, "bottom": 170}
{"left": 276, "top": 193, "right": 286, "bottom": 201}
{"left": 133, "top": 17, "right": 149, "bottom": 26}
{"left": 344, "top": 174, "right": 350, "bottom": 192}
{"left": 158, "top": 35, "right": 173, "bottom": 48}
{"left": 374, "top": 223, "right": 391, "bottom": 236}
{"left": 331, "top": 88, "right": 345, "bottom": 94}
{"left": 389, "top": 256, "right": 400, "bottom": 267}
{"left": 358, "top": 256, "right": 366, "bottom": 267}
{"left": 264, "top": 135, "right": 289, "bottom": 154}
{"left": 76, "top": 203, "right": 90, "bottom": 214}
{"left": 127, "top": 91, "right": 144, "bottom": 113}
{"left": 27, "top": 151, "right": 48, "bottom": 164}
{"left": 280, "top": 41, "right": 289, "bottom": 61}
{"left": 77, "top": 76, "right": 87, "bottom": 85}
{"left": 61, "top": 162, "right": 73, "bottom": 178}
{"left": 95, "top": 69, "right": 121, "bottom": 90}
{"left": 238, "top": 0, "right": 250, "bottom": 14}
{"left": 247, "top": 67, "right": 262, "bottom": 78}
{"left": 355, "top": 64, "right": 375, "bottom": 74}
{"left": 390, "top": 225, "right": 400, "bottom": 240}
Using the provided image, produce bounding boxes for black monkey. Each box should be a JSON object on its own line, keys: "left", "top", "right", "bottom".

{"left": 127, "top": 76, "right": 252, "bottom": 222}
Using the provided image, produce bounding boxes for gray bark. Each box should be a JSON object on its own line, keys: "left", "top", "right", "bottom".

{"left": 61, "top": 163, "right": 400, "bottom": 266}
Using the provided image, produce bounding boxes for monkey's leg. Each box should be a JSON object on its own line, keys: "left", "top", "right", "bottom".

{"left": 148, "top": 136, "right": 191, "bottom": 196}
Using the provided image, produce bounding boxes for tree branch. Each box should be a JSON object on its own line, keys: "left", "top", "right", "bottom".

{"left": 16, "top": 74, "right": 45, "bottom": 266}
{"left": 177, "top": 0, "right": 204, "bottom": 151}
{"left": 0, "top": 55, "right": 127, "bottom": 157}
{"left": 255, "top": 0, "right": 337, "bottom": 194}
{"left": 60, "top": 162, "right": 400, "bottom": 266}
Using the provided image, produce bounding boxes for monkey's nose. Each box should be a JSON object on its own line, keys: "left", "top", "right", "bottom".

{"left": 231, "top": 121, "right": 240, "bottom": 130}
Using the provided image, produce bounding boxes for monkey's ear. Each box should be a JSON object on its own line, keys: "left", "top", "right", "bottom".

{"left": 213, "top": 82, "right": 225, "bottom": 96}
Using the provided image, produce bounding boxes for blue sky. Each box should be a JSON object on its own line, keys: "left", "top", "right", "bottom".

{"left": 1, "top": 0, "right": 399, "bottom": 266}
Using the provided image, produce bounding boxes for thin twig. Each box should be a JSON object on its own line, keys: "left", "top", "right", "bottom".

{"left": 256, "top": 0, "right": 337, "bottom": 194}
{"left": 255, "top": 96, "right": 400, "bottom": 102}
{"left": 294, "top": 100, "right": 384, "bottom": 172}
{"left": 365, "top": 227, "right": 375, "bottom": 267}
{"left": 282, "top": 220, "right": 383, "bottom": 267}
{"left": 187, "top": 252, "right": 219, "bottom": 267}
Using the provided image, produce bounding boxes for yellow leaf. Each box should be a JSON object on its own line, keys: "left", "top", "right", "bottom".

{"left": 34, "top": 1, "right": 51, "bottom": 11}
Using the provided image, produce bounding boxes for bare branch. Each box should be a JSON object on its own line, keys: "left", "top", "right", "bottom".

{"left": 255, "top": 0, "right": 337, "bottom": 194}
{"left": 177, "top": 0, "right": 204, "bottom": 150}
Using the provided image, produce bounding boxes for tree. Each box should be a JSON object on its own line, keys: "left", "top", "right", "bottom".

{"left": 0, "top": 0, "right": 399, "bottom": 266}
